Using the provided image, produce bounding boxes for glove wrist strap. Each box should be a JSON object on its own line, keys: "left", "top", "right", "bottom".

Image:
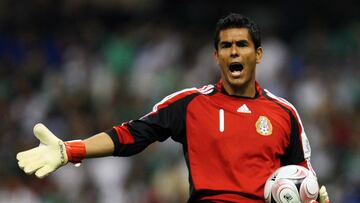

{"left": 64, "top": 140, "right": 86, "bottom": 164}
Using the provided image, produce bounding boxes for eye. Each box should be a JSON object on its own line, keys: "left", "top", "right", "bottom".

{"left": 236, "top": 40, "right": 248, "bottom": 47}
{"left": 220, "top": 42, "right": 232, "bottom": 48}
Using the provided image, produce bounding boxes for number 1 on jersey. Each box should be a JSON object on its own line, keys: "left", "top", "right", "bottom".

{"left": 219, "top": 109, "right": 224, "bottom": 132}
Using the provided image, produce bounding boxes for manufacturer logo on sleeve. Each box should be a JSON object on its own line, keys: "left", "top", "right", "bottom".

{"left": 256, "top": 116, "right": 272, "bottom": 136}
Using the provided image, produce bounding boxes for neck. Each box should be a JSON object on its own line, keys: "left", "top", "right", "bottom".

{"left": 222, "top": 80, "right": 256, "bottom": 98}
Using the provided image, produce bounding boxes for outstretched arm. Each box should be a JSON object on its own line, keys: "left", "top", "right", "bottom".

{"left": 17, "top": 88, "right": 192, "bottom": 178}
{"left": 16, "top": 123, "right": 115, "bottom": 178}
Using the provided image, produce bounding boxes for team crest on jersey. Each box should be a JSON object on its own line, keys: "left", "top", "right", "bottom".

{"left": 255, "top": 116, "right": 272, "bottom": 136}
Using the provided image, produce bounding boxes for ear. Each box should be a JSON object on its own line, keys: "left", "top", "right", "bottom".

{"left": 255, "top": 47, "right": 263, "bottom": 64}
{"left": 214, "top": 50, "right": 219, "bottom": 64}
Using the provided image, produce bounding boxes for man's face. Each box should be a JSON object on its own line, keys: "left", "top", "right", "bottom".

{"left": 215, "top": 28, "right": 262, "bottom": 93}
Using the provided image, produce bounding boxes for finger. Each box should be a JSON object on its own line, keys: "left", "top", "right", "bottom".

{"left": 18, "top": 152, "right": 42, "bottom": 169}
{"left": 35, "top": 165, "right": 53, "bottom": 179}
{"left": 16, "top": 147, "right": 43, "bottom": 161}
{"left": 23, "top": 159, "right": 45, "bottom": 175}
{"left": 33, "top": 123, "right": 60, "bottom": 145}
{"left": 320, "top": 185, "right": 327, "bottom": 193}
{"left": 320, "top": 185, "right": 329, "bottom": 198}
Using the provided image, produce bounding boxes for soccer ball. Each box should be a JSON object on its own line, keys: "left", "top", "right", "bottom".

{"left": 264, "top": 165, "right": 319, "bottom": 203}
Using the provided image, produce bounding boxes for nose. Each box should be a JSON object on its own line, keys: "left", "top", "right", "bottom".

{"left": 230, "top": 44, "right": 239, "bottom": 58}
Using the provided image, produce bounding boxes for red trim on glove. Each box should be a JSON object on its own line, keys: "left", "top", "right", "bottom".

{"left": 64, "top": 140, "right": 86, "bottom": 164}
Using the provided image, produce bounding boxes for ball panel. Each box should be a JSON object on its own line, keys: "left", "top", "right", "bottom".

{"left": 272, "top": 179, "right": 300, "bottom": 203}
{"left": 278, "top": 188, "right": 301, "bottom": 203}
{"left": 264, "top": 177, "right": 273, "bottom": 203}
{"left": 299, "top": 174, "right": 319, "bottom": 203}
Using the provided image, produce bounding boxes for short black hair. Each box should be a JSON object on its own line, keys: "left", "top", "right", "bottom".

{"left": 214, "top": 13, "right": 261, "bottom": 50}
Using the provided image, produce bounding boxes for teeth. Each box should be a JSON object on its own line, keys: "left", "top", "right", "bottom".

{"left": 230, "top": 70, "right": 242, "bottom": 77}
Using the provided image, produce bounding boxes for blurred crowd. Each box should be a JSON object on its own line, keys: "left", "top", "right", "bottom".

{"left": 0, "top": 1, "right": 359, "bottom": 203}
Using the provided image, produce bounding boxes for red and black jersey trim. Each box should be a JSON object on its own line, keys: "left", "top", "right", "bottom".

{"left": 107, "top": 91, "right": 201, "bottom": 156}
{"left": 262, "top": 90, "right": 306, "bottom": 166}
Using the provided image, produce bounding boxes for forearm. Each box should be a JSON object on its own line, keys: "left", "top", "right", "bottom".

{"left": 83, "top": 132, "right": 115, "bottom": 158}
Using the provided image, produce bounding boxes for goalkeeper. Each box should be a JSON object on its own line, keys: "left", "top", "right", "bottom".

{"left": 17, "top": 13, "right": 330, "bottom": 203}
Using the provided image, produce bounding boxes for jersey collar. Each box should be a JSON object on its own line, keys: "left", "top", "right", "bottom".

{"left": 216, "top": 80, "right": 263, "bottom": 99}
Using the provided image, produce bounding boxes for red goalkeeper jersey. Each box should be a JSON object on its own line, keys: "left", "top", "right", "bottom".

{"left": 107, "top": 80, "right": 313, "bottom": 203}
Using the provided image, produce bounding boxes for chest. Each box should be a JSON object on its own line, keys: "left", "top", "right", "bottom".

{"left": 186, "top": 95, "right": 291, "bottom": 157}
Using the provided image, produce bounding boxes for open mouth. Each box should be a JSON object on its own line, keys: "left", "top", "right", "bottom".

{"left": 229, "top": 63, "right": 244, "bottom": 72}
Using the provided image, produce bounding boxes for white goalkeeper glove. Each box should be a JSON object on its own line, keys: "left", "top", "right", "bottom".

{"left": 310, "top": 185, "right": 330, "bottom": 203}
{"left": 17, "top": 123, "right": 86, "bottom": 178}
{"left": 16, "top": 123, "right": 68, "bottom": 178}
